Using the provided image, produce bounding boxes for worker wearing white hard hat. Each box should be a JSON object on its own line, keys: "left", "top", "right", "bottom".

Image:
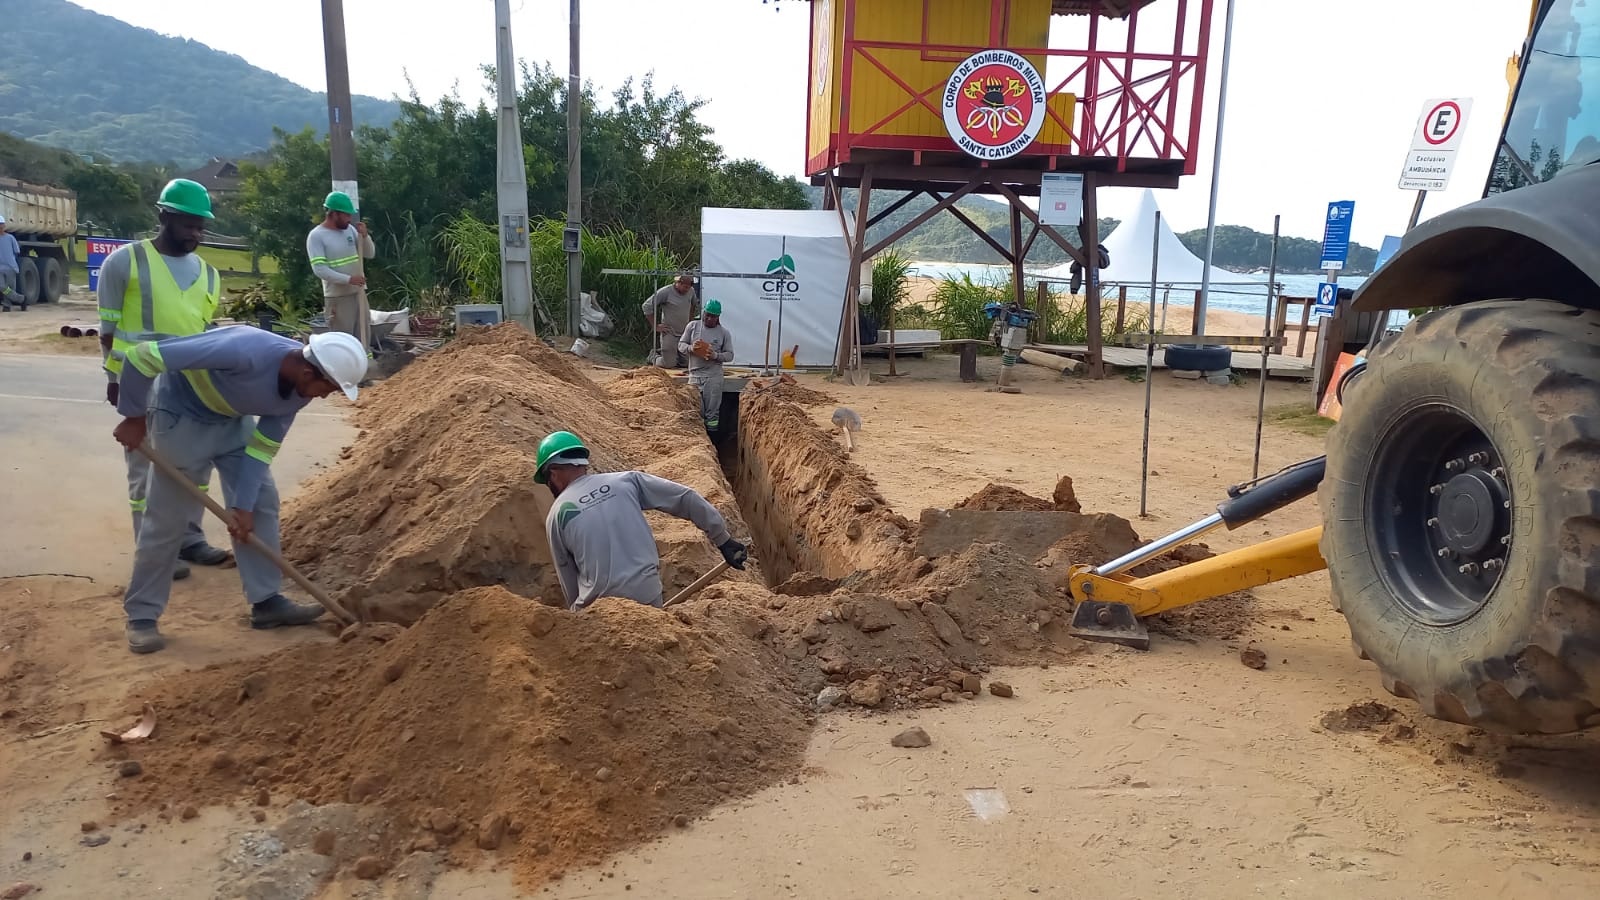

{"left": 109, "top": 327, "right": 368, "bottom": 654}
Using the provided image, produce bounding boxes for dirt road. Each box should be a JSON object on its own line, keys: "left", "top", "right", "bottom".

{"left": 3, "top": 347, "right": 1599, "bottom": 899}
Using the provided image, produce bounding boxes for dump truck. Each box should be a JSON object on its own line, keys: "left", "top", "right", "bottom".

{"left": 1068, "top": 0, "right": 1600, "bottom": 735}
{"left": 0, "top": 177, "right": 76, "bottom": 305}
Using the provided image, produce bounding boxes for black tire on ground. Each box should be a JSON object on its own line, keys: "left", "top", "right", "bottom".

{"left": 1163, "top": 343, "right": 1231, "bottom": 371}
{"left": 1320, "top": 299, "right": 1600, "bottom": 734}
{"left": 16, "top": 257, "right": 40, "bottom": 306}
{"left": 37, "top": 255, "right": 64, "bottom": 303}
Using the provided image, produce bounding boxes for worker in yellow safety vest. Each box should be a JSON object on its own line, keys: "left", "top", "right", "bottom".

{"left": 98, "top": 178, "right": 234, "bottom": 577}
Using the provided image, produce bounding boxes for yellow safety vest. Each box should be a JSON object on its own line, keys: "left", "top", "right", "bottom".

{"left": 102, "top": 240, "right": 220, "bottom": 376}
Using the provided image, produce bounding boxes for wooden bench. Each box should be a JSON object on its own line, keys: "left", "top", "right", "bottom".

{"left": 859, "top": 338, "right": 985, "bottom": 381}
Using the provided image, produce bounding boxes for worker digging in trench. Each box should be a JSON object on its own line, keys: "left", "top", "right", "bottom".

{"left": 109, "top": 328, "right": 369, "bottom": 654}
{"left": 678, "top": 299, "right": 734, "bottom": 431}
{"left": 536, "top": 431, "right": 748, "bottom": 610}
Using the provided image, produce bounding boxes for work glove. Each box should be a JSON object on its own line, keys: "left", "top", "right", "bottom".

{"left": 719, "top": 539, "right": 748, "bottom": 571}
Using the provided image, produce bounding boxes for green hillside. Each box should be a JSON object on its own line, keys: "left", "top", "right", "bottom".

{"left": 0, "top": 0, "right": 401, "bottom": 165}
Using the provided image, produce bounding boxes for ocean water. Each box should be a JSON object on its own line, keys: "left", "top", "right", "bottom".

{"left": 907, "top": 261, "right": 1370, "bottom": 320}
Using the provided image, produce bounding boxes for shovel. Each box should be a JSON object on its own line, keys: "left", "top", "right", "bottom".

{"left": 663, "top": 562, "right": 731, "bottom": 608}
{"left": 138, "top": 443, "right": 359, "bottom": 626}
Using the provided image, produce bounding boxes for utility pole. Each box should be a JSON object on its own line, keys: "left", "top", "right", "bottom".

{"left": 1194, "top": 0, "right": 1238, "bottom": 337}
{"left": 564, "top": 0, "right": 583, "bottom": 337}
{"left": 320, "top": 0, "right": 359, "bottom": 209}
{"left": 494, "top": 0, "right": 535, "bottom": 331}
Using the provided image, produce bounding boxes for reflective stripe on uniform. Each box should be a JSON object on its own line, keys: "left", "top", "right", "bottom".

{"left": 129, "top": 498, "right": 148, "bottom": 511}
{"left": 130, "top": 243, "right": 157, "bottom": 338}
{"left": 244, "top": 429, "right": 282, "bottom": 465}
{"left": 125, "top": 342, "right": 166, "bottom": 377}
{"left": 182, "top": 370, "right": 240, "bottom": 418}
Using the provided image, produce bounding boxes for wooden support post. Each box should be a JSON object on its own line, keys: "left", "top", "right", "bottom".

{"left": 1034, "top": 280, "right": 1049, "bottom": 343}
{"left": 1116, "top": 285, "right": 1128, "bottom": 335}
{"left": 1009, "top": 202, "right": 1025, "bottom": 307}
{"left": 959, "top": 341, "right": 978, "bottom": 382}
{"left": 1082, "top": 175, "right": 1105, "bottom": 379}
{"left": 837, "top": 168, "right": 875, "bottom": 379}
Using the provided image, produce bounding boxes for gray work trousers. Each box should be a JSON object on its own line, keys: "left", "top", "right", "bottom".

{"left": 655, "top": 320, "right": 689, "bottom": 368}
{"left": 124, "top": 449, "right": 209, "bottom": 551}
{"left": 123, "top": 408, "right": 283, "bottom": 623}
{"left": 325, "top": 289, "right": 371, "bottom": 351}
{"left": 689, "top": 368, "right": 724, "bottom": 426}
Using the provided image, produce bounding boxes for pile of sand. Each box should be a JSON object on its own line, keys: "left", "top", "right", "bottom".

{"left": 114, "top": 587, "right": 808, "bottom": 885}
{"left": 746, "top": 379, "right": 836, "bottom": 408}
{"left": 281, "top": 326, "right": 750, "bottom": 622}
{"left": 955, "top": 475, "right": 1081, "bottom": 513}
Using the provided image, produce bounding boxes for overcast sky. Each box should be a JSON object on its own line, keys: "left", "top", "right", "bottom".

{"left": 74, "top": 0, "right": 1529, "bottom": 247}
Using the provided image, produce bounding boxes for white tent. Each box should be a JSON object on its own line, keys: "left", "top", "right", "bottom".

{"left": 1042, "top": 189, "right": 1257, "bottom": 286}
{"left": 701, "top": 208, "right": 852, "bottom": 368}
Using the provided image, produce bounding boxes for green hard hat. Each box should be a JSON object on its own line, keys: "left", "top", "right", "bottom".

{"left": 535, "top": 431, "right": 590, "bottom": 484}
{"left": 324, "top": 190, "right": 357, "bottom": 214}
{"left": 703, "top": 299, "right": 723, "bottom": 316}
{"left": 155, "top": 179, "right": 215, "bottom": 219}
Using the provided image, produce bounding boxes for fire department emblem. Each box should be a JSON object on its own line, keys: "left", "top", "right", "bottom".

{"left": 941, "top": 49, "right": 1047, "bottom": 161}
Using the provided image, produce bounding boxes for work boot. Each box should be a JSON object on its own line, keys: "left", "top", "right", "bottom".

{"left": 179, "top": 543, "right": 232, "bottom": 566}
{"left": 126, "top": 620, "right": 165, "bottom": 654}
{"left": 249, "top": 594, "right": 325, "bottom": 629}
{"left": 173, "top": 563, "right": 191, "bottom": 581}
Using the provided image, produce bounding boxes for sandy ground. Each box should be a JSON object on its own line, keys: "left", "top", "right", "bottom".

{"left": 4, "top": 347, "right": 1599, "bottom": 899}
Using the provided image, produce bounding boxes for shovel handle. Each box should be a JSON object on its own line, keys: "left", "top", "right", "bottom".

{"left": 138, "top": 443, "right": 359, "bottom": 625}
{"left": 663, "top": 561, "right": 732, "bottom": 608}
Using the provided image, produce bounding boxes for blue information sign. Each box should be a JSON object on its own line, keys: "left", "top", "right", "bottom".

{"left": 1319, "top": 201, "right": 1356, "bottom": 271}
{"left": 1313, "top": 281, "right": 1338, "bottom": 320}
{"left": 85, "top": 237, "right": 131, "bottom": 291}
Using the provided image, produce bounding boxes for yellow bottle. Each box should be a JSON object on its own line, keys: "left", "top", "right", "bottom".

{"left": 780, "top": 344, "right": 798, "bottom": 369}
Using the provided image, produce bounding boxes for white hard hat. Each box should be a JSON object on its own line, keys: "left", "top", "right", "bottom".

{"left": 304, "top": 332, "right": 368, "bottom": 400}
{"left": 0, "top": 216, "right": 7, "bottom": 224}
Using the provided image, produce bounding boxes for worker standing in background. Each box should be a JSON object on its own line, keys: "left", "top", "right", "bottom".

{"left": 641, "top": 273, "right": 696, "bottom": 367}
{"left": 0, "top": 216, "right": 24, "bottom": 311}
{"left": 99, "top": 179, "right": 233, "bottom": 577}
{"left": 109, "top": 328, "right": 369, "bottom": 653}
{"left": 679, "top": 299, "right": 734, "bottom": 430}
{"left": 306, "top": 191, "right": 375, "bottom": 351}
{"left": 535, "top": 431, "right": 747, "bottom": 610}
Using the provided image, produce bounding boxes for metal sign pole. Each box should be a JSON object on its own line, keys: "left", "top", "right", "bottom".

{"left": 1139, "top": 212, "right": 1162, "bottom": 518}
{"left": 775, "top": 235, "right": 788, "bottom": 371}
{"left": 1253, "top": 215, "right": 1281, "bottom": 480}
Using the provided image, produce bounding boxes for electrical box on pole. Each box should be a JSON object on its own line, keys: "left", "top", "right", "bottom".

{"left": 495, "top": 0, "right": 536, "bottom": 333}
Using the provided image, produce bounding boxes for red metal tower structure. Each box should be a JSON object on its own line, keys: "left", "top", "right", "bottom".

{"left": 805, "top": 0, "right": 1216, "bottom": 377}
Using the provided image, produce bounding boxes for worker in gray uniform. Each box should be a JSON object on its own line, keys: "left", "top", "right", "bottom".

{"left": 110, "top": 327, "right": 369, "bottom": 653}
{"left": 536, "top": 431, "right": 748, "bottom": 610}
{"left": 641, "top": 274, "right": 696, "bottom": 367}
{"left": 678, "top": 299, "right": 734, "bottom": 430}
{"left": 306, "top": 191, "right": 376, "bottom": 351}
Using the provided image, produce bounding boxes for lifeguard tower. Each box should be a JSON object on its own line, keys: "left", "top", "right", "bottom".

{"left": 804, "top": 0, "right": 1217, "bottom": 377}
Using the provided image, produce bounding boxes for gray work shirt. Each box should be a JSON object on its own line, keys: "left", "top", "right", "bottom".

{"left": 678, "top": 319, "right": 734, "bottom": 374}
{"left": 641, "top": 284, "right": 695, "bottom": 331}
{"left": 0, "top": 233, "right": 19, "bottom": 273}
{"left": 544, "top": 470, "right": 732, "bottom": 610}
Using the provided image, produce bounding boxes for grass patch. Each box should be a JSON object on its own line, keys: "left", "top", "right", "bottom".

{"left": 1267, "top": 402, "right": 1335, "bottom": 437}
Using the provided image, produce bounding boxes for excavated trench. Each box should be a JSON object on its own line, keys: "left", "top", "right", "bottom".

{"left": 718, "top": 390, "right": 917, "bottom": 589}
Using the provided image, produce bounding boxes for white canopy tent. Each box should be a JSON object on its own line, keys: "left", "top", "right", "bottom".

{"left": 1042, "top": 189, "right": 1258, "bottom": 287}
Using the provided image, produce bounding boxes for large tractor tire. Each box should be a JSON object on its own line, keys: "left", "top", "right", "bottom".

{"left": 1321, "top": 299, "right": 1600, "bottom": 734}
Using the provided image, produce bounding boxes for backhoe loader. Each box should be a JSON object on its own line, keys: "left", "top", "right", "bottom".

{"left": 1069, "top": 0, "right": 1600, "bottom": 735}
